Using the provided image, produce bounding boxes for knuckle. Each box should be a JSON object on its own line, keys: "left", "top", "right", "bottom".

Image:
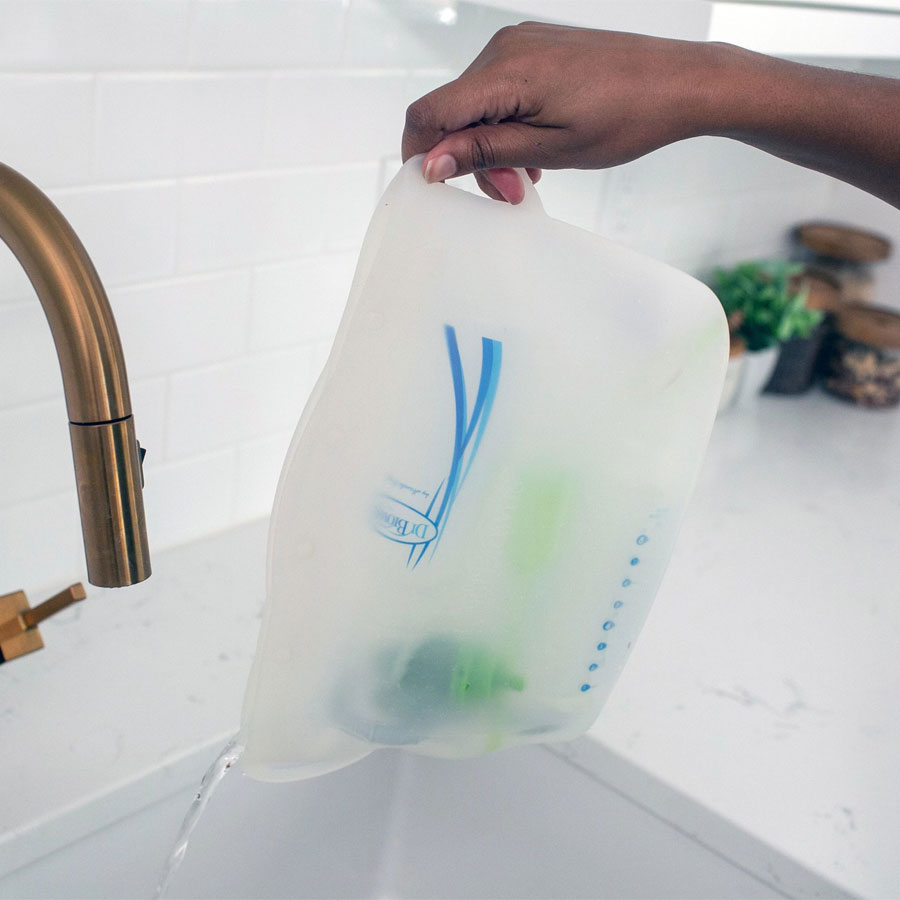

{"left": 404, "top": 97, "right": 434, "bottom": 134}
{"left": 469, "top": 131, "right": 497, "bottom": 171}
{"left": 489, "top": 24, "right": 519, "bottom": 47}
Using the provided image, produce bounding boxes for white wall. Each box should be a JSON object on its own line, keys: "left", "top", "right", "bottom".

{"left": 0, "top": 0, "right": 882, "bottom": 594}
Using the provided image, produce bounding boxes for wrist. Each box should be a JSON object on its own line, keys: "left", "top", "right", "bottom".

{"left": 687, "top": 41, "right": 785, "bottom": 141}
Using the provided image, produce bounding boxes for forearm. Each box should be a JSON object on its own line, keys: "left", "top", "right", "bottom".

{"left": 703, "top": 43, "right": 900, "bottom": 208}
{"left": 402, "top": 24, "right": 900, "bottom": 209}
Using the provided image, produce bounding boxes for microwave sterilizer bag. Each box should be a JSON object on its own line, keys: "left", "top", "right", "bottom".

{"left": 240, "top": 157, "right": 728, "bottom": 781}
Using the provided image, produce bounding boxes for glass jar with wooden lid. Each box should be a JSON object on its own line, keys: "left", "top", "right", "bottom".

{"left": 823, "top": 304, "right": 900, "bottom": 407}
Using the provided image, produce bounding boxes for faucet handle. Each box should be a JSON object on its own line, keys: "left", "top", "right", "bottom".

{"left": 0, "top": 583, "right": 86, "bottom": 664}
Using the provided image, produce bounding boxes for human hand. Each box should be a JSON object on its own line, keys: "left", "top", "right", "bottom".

{"left": 401, "top": 22, "right": 725, "bottom": 204}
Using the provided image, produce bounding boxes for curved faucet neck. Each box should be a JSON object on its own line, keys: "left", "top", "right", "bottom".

{"left": 0, "top": 162, "right": 150, "bottom": 587}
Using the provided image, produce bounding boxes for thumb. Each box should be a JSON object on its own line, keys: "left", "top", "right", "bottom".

{"left": 422, "top": 121, "right": 552, "bottom": 185}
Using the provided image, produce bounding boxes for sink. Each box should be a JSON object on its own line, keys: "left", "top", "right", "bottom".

{"left": 0, "top": 743, "right": 786, "bottom": 899}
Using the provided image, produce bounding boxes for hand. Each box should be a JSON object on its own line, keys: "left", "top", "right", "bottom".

{"left": 401, "top": 23, "right": 723, "bottom": 204}
{"left": 402, "top": 22, "right": 900, "bottom": 209}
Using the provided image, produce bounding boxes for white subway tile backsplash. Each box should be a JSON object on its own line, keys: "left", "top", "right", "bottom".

{"left": 171, "top": 74, "right": 267, "bottom": 174}
{"left": 234, "top": 429, "right": 294, "bottom": 522}
{"left": 342, "top": 0, "right": 509, "bottom": 70}
{"left": 188, "top": 0, "right": 344, "bottom": 69}
{"left": 95, "top": 74, "right": 267, "bottom": 182}
{"left": 319, "top": 165, "right": 381, "bottom": 247}
{"left": 166, "top": 347, "right": 314, "bottom": 458}
{"left": 0, "top": 0, "right": 881, "bottom": 576}
{"left": 142, "top": 450, "right": 236, "bottom": 551}
{"left": 265, "top": 73, "right": 406, "bottom": 167}
{"left": 310, "top": 336, "right": 336, "bottom": 382}
{"left": 177, "top": 165, "right": 378, "bottom": 273}
{"left": 0, "top": 397, "right": 72, "bottom": 507}
{"left": 249, "top": 252, "right": 355, "bottom": 351}
{"left": 0, "top": 1, "right": 191, "bottom": 71}
{"left": 729, "top": 185, "right": 832, "bottom": 260}
{"left": 694, "top": 137, "right": 812, "bottom": 195}
{"left": 93, "top": 76, "right": 178, "bottom": 182}
{"left": 176, "top": 174, "right": 268, "bottom": 274}
{"left": 0, "top": 75, "right": 93, "bottom": 188}
{"left": 0, "top": 244, "right": 34, "bottom": 305}
{"left": 535, "top": 169, "right": 607, "bottom": 233}
{"left": 403, "top": 71, "right": 456, "bottom": 105}
{"left": 0, "top": 491, "right": 85, "bottom": 594}
{"left": 606, "top": 139, "right": 711, "bottom": 205}
{"left": 129, "top": 377, "right": 169, "bottom": 466}
{"left": 0, "top": 303, "right": 64, "bottom": 407}
{"left": 48, "top": 182, "right": 178, "bottom": 287}
{"left": 110, "top": 271, "right": 252, "bottom": 379}
{"left": 658, "top": 198, "right": 740, "bottom": 273}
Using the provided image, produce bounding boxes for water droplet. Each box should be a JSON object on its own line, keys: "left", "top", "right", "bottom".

{"left": 597, "top": 642, "right": 607, "bottom": 651}
{"left": 622, "top": 578, "right": 632, "bottom": 587}
{"left": 588, "top": 663, "right": 598, "bottom": 671}
{"left": 580, "top": 684, "right": 591, "bottom": 692}
{"left": 602, "top": 620, "right": 615, "bottom": 631}
{"left": 630, "top": 557, "right": 639, "bottom": 566}
{"left": 613, "top": 600, "right": 623, "bottom": 609}
{"left": 637, "top": 534, "right": 649, "bottom": 545}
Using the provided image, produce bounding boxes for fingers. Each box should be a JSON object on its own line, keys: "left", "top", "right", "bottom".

{"left": 429, "top": 163, "right": 541, "bottom": 205}
{"left": 484, "top": 168, "right": 526, "bottom": 204}
{"left": 473, "top": 168, "right": 542, "bottom": 205}
{"left": 402, "top": 60, "right": 549, "bottom": 164}
{"left": 420, "top": 120, "right": 557, "bottom": 183}
{"left": 474, "top": 171, "right": 506, "bottom": 202}
{"left": 403, "top": 71, "right": 517, "bottom": 162}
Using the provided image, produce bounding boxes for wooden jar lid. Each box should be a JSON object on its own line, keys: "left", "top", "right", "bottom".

{"left": 798, "top": 269, "right": 843, "bottom": 312}
{"left": 796, "top": 223, "right": 891, "bottom": 262}
{"left": 835, "top": 304, "right": 900, "bottom": 349}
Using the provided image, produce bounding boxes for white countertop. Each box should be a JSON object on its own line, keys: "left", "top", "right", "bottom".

{"left": 594, "top": 389, "right": 900, "bottom": 899}
{"left": 3, "top": 389, "right": 899, "bottom": 897}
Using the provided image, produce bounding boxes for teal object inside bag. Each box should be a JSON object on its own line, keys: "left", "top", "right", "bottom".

{"left": 239, "top": 157, "right": 729, "bottom": 781}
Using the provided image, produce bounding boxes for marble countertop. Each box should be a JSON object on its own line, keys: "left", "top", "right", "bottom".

{"left": 2, "top": 389, "right": 899, "bottom": 897}
{"left": 593, "top": 390, "right": 900, "bottom": 898}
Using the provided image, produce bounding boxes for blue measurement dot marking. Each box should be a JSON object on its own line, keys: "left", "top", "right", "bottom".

{"left": 637, "top": 534, "right": 648, "bottom": 545}
{"left": 622, "top": 578, "right": 631, "bottom": 587}
{"left": 588, "top": 663, "right": 598, "bottom": 671}
{"left": 580, "top": 684, "right": 591, "bottom": 692}
{"left": 613, "top": 600, "right": 623, "bottom": 609}
{"left": 602, "top": 620, "right": 615, "bottom": 631}
{"left": 630, "top": 557, "right": 640, "bottom": 566}
{"left": 597, "top": 642, "right": 607, "bottom": 651}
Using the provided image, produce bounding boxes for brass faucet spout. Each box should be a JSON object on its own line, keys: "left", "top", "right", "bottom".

{"left": 0, "top": 163, "right": 150, "bottom": 587}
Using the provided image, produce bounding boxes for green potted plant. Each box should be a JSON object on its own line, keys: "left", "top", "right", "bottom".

{"left": 712, "top": 261, "right": 824, "bottom": 408}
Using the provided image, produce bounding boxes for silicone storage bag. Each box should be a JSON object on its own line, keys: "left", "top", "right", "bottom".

{"left": 240, "top": 156, "right": 728, "bottom": 781}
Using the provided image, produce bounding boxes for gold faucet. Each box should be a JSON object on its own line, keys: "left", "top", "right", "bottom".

{"left": 0, "top": 162, "right": 150, "bottom": 588}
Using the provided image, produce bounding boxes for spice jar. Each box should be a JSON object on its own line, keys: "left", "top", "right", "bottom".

{"left": 795, "top": 222, "right": 891, "bottom": 306}
{"left": 823, "top": 304, "right": 900, "bottom": 408}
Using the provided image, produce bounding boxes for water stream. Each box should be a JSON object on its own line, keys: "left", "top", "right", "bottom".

{"left": 154, "top": 736, "right": 244, "bottom": 899}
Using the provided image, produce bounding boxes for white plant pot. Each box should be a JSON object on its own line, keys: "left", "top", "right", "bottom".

{"left": 739, "top": 346, "right": 780, "bottom": 403}
{"left": 717, "top": 354, "right": 746, "bottom": 414}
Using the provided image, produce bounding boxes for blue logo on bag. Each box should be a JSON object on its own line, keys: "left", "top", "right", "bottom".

{"left": 372, "top": 324, "right": 502, "bottom": 568}
{"left": 373, "top": 496, "right": 439, "bottom": 544}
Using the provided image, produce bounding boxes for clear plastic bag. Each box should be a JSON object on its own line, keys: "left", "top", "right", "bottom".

{"left": 240, "top": 157, "right": 728, "bottom": 781}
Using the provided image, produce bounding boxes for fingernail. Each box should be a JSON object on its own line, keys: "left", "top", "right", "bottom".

{"left": 423, "top": 154, "right": 457, "bottom": 183}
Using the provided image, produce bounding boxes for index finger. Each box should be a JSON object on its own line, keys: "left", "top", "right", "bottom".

{"left": 402, "top": 72, "right": 522, "bottom": 162}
